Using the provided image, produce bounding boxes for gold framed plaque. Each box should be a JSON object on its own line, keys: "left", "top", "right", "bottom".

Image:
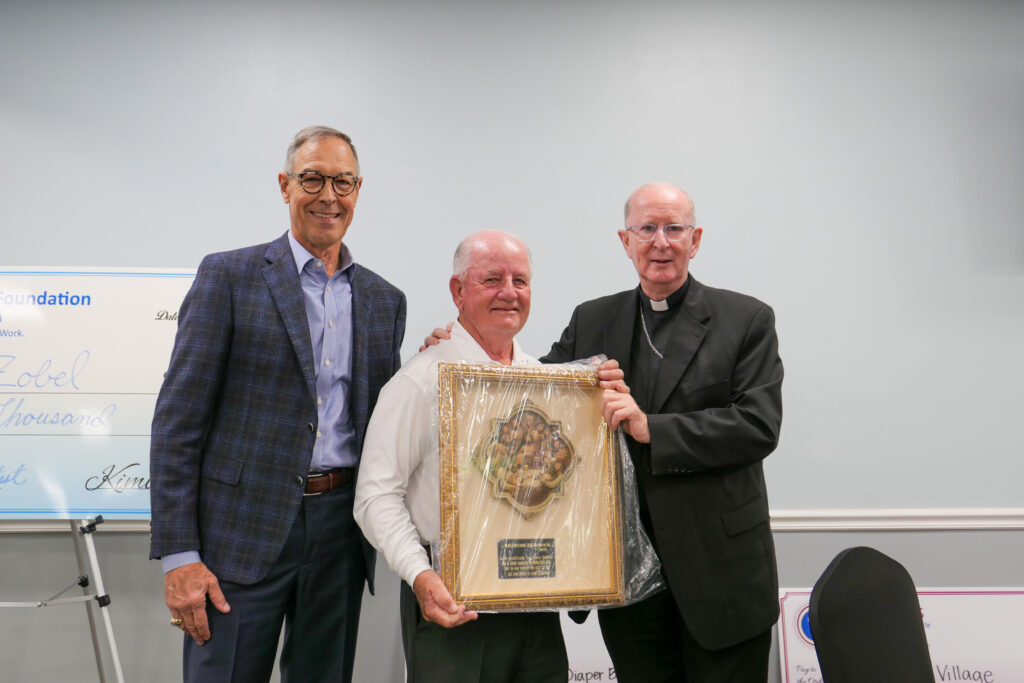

{"left": 437, "top": 362, "right": 625, "bottom": 611}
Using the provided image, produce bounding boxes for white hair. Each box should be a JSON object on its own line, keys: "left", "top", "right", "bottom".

{"left": 452, "top": 231, "right": 532, "bottom": 279}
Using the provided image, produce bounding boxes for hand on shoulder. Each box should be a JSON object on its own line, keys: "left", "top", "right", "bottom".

{"left": 419, "top": 322, "right": 454, "bottom": 352}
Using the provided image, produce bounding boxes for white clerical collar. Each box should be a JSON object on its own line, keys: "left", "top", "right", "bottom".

{"left": 649, "top": 298, "right": 669, "bottom": 311}
{"left": 640, "top": 277, "right": 691, "bottom": 312}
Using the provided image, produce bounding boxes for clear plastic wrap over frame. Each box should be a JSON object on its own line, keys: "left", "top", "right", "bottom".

{"left": 434, "top": 357, "right": 662, "bottom": 612}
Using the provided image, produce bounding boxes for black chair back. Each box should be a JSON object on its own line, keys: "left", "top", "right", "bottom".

{"left": 809, "top": 546, "right": 933, "bottom": 682}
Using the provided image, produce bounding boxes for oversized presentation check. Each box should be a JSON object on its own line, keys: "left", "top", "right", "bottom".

{"left": 0, "top": 267, "right": 194, "bottom": 519}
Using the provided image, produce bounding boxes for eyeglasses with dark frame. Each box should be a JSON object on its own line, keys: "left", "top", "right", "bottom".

{"left": 287, "top": 171, "right": 360, "bottom": 197}
{"left": 626, "top": 224, "right": 695, "bottom": 242}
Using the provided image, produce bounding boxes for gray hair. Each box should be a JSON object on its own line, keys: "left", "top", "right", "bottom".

{"left": 453, "top": 231, "right": 532, "bottom": 279}
{"left": 284, "top": 125, "right": 360, "bottom": 174}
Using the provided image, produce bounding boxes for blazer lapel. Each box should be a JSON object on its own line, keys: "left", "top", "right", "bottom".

{"left": 649, "top": 278, "right": 710, "bottom": 413}
{"left": 348, "top": 264, "right": 372, "bottom": 447}
{"left": 263, "top": 233, "right": 317, "bottom": 400}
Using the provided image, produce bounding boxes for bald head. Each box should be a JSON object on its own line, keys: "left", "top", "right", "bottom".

{"left": 453, "top": 230, "right": 532, "bottom": 280}
{"left": 624, "top": 182, "right": 696, "bottom": 226}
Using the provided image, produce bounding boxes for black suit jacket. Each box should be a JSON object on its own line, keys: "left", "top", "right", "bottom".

{"left": 542, "top": 277, "right": 782, "bottom": 650}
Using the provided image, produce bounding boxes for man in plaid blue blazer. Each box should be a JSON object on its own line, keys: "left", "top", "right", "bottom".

{"left": 150, "top": 125, "right": 406, "bottom": 682}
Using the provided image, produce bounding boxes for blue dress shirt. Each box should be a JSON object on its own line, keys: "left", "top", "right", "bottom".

{"left": 288, "top": 231, "right": 358, "bottom": 471}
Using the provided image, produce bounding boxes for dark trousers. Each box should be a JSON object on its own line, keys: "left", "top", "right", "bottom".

{"left": 183, "top": 484, "right": 366, "bottom": 683}
{"left": 400, "top": 582, "right": 568, "bottom": 683}
{"left": 597, "top": 588, "right": 771, "bottom": 683}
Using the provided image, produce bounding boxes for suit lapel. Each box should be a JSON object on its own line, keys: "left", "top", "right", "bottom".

{"left": 263, "top": 233, "right": 317, "bottom": 400}
{"left": 349, "top": 264, "right": 372, "bottom": 446}
{"left": 603, "top": 291, "right": 638, "bottom": 381}
{"left": 649, "top": 279, "right": 710, "bottom": 413}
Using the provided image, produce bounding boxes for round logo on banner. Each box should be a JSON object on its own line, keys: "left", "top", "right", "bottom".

{"left": 798, "top": 605, "right": 814, "bottom": 645}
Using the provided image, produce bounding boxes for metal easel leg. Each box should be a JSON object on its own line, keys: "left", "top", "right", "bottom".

{"left": 71, "top": 519, "right": 106, "bottom": 682}
{"left": 72, "top": 517, "right": 126, "bottom": 683}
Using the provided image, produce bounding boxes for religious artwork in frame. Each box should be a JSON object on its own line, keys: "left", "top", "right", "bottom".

{"left": 437, "top": 361, "right": 626, "bottom": 611}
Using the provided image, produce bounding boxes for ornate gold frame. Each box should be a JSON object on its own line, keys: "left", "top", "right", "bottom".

{"left": 438, "top": 362, "right": 625, "bottom": 611}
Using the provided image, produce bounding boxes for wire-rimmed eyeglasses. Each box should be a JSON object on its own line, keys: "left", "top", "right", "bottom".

{"left": 626, "top": 224, "right": 695, "bottom": 242}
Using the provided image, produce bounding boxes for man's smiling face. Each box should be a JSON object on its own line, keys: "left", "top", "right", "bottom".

{"left": 451, "top": 233, "right": 532, "bottom": 345}
{"left": 618, "top": 183, "right": 702, "bottom": 300}
{"left": 278, "top": 136, "right": 362, "bottom": 259}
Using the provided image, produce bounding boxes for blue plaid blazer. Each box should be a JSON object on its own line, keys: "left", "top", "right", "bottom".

{"left": 149, "top": 232, "right": 406, "bottom": 587}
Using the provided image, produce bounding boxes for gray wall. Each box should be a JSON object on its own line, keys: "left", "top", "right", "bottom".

{"left": 0, "top": 528, "right": 402, "bottom": 682}
{"left": 2, "top": 0, "right": 1021, "bottom": 509}
{"left": 3, "top": 526, "right": 1023, "bottom": 681}
{"left": 2, "top": 0, "right": 1023, "bottom": 680}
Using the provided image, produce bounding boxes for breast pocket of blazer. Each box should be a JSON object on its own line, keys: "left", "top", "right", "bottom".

{"left": 201, "top": 456, "right": 245, "bottom": 487}
{"left": 679, "top": 377, "right": 731, "bottom": 411}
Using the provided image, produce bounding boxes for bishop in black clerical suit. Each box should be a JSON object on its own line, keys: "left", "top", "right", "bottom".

{"left": 542, "top": 182, "right": 783, "bottom": 682}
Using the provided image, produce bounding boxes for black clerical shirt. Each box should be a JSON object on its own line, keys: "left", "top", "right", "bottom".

{"left": 627, "top": 275, "right": 691, "bottom": 554}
